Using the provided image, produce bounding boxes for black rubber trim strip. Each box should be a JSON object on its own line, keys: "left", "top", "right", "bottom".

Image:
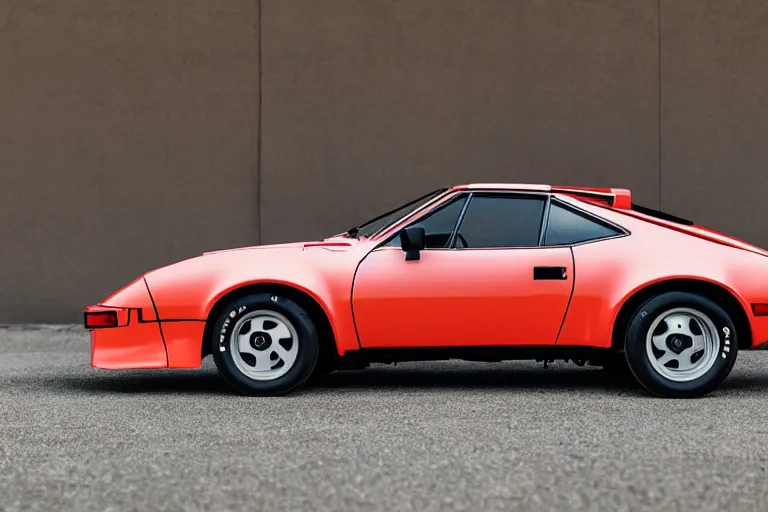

{"left": 137, "top": 310, "right": 205, "bottom": 323}
{"left": 341, "top": 344, "right": 610, "bottom": 363}
{"left": 537, "top": 195, "right": 552, "bottom": 246}
{"left": 137, "top": 307, "right": 154, "bottom": 323}
{"left": 157, "top": 319, "right": 206, "bottom": 323}
{"left": 631, "top": 203, "right": 694, "bottom": 226}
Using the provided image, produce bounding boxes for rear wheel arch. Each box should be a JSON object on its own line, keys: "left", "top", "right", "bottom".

{"left": 611, "top": 278, "right": 752, "bottom": 352}
{"left": 201, "top": 283, "right": 337, "bottom": 360}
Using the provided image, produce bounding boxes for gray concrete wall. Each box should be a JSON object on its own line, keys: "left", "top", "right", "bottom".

{"left": 660, "top": 0, "right": 768, "bottom": 246}
{"left": 0, "top": 1, "right": 261, "bottom": 322}
{"left": 0, "top": 0, "right": 765, "bottom": 322}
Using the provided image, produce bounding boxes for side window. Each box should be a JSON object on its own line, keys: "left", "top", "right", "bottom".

{"left": 455, "top": 195, "right": 545, "bottom": 248}
{"left": 544, "top": 202, "right": 622, "bottom": 246}
{"left": 386, "top": 196, "right": 467, "bottom": 248}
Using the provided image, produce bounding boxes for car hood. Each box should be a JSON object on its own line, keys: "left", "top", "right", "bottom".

{"left": 140, "top": 235, "right": 375, "bottom": 320}
{"left": 201, "top": 236, "right": 361, "bottom": 256}
{"left": 143, "top": 235, "right": 371, "bottom": 282}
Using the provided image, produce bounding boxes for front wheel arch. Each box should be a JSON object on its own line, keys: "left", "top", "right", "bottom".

{"left": 201, "top": 283, "right": 337, "bottom": 361}
{"left": 611, "top": 278, "right": 752, "bottom": 352}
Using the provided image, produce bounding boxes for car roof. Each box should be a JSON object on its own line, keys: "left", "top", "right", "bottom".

{"left": 450, "top": 183, "right": 633, "bottom": 209}
{"left": 394, "top": 183, "right": 768, "bottom": 257}
{"left": 453, "top": 183, "right": 552, "bottom": 192}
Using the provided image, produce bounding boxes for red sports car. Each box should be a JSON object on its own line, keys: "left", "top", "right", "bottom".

{"left": 84, "top": 183, "right": 768, "bottom": 398}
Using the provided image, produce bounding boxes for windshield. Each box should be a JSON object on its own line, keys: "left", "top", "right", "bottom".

{"left": 347, "top": 188, "right": 448, "bottom": 238}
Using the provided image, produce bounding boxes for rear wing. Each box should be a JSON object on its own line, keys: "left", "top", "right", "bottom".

{"left": 553, "top": 186, "right": 696, "bottom": 226}
{"left": 550, "top": 186, "right": 632, "bottom": 209}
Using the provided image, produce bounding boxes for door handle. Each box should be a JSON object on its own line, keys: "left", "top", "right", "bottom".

{"left": 533, "top": 266, "right": 567, "bottom": 280}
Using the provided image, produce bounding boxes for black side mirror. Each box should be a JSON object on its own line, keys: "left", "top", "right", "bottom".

{"left": 400, "top": 227, "right": 426, "bottom": 261}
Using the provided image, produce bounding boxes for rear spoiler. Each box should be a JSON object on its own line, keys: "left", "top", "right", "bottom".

{"left": 553, "top": 186, "right": 768, "bottom": 256}
{"left": 550, "top": 186, "right": 632, "bottom": 209}
{"left": 553, "top": 186, "right": 697, "bottom": 225}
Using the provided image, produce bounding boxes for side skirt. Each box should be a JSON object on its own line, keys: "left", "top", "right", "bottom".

{"left": 336, "top": 345, "right": 614, "bottom": 369}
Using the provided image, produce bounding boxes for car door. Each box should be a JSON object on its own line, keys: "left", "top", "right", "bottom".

{"left": 352, "top": 192, "right": 575, "bottom": 348}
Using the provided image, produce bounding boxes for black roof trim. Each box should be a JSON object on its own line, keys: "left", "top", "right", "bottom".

{"left": 631, "top": 203, "right": 694, "bottom": 226}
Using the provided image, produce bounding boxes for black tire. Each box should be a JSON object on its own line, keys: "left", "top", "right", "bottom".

{"left": 624, "top": 291, "right": 738, "bottom": 398}
{"left": 211, "top": 293, "right": 319, "bottom": 396}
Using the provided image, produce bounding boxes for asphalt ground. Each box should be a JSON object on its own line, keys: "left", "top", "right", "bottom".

{"left": 3, "top": 325, "right": 768, "bottom": 511}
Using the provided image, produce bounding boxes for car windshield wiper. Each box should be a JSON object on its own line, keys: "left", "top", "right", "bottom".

{"left": 345, "top": 227, "right": 360, "bottom": 238}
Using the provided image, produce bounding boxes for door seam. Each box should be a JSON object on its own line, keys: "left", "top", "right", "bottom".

{"left": 554, "top": 247, "right": 576, "bottom": 345}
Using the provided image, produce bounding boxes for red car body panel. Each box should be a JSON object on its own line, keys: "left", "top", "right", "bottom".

{"left": 141, "top": 240, "right": 371, "bottom": 364}
{"left": 352, "top": 246, "right": 574, "bottom": 347}
{"left": 161, "top": 321, "right": 207, "bottom": 368}
{"left": 86, "top": 278, "right": 167, "bottom": 368}
{"left": 84, "top": 184, "right": 768, "bottom": 370}
{"left": 554, "top": 197, "right": 768, "bottom": 348}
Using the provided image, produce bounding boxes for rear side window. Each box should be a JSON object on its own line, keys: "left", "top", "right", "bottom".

{"left": 455, "top": 195, "right": 546, "bottom": 248}
{"left": 544, "top": 202, "right": 622, "bottom": 246}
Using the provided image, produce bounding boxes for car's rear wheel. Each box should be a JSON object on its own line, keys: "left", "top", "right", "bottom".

{"left": 212, "top": 293, "right": 319, "bottom": 396}
{"left": 624, "top": 291, "right": 738, "bottom": 398}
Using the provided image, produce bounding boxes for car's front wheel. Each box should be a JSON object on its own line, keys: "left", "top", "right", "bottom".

{"left": 624, "top": 291, "right": 738, "bottom": 398}
{"left": 211, "top": 293, "right": 319, "bottom": 396}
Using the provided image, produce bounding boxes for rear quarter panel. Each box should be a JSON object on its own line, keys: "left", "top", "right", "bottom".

{"left": 557, "top": 201, "right": 768, "bottom": 348}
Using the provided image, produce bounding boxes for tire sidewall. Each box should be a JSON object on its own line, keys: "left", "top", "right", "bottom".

{"left": 212, "top": 293, "right": 319, "bottom": 396}
{"left": 625, "top": 292, "right": 738, "bottom": 397}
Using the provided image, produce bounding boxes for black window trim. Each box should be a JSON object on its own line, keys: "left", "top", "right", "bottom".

{"left": 537, "top": 195, "right": 553, "bottom": 246}
{"left": 375, "top": 190, "right": 629, "bottom": 251}
{"left": 445, "top": 193, "right": 473, "bottom": 248}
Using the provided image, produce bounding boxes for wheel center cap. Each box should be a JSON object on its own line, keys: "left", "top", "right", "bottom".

{"left": 251, "top": 332, "right": 271, "bottom": 350}
{"left": 666, "top": 334, "right": 692, "bottom": 355}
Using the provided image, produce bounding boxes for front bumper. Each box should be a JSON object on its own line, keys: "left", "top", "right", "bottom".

{"left": 85, "top": 277, "right": 205, "bottom": 369}
{"left": 89, "top": 309, "right": 168, "bottom": 369}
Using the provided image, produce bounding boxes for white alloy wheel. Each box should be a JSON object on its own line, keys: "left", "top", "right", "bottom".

{"left": 230, "top": 310, "right": 299, "bottom": 381}
{"left": 645, "top": 307, "right": 720, "bottom": 382}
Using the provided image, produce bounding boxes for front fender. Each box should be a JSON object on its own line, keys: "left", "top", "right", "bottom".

{"left": 144, "top": 244, "right": 372, "bottom": 355}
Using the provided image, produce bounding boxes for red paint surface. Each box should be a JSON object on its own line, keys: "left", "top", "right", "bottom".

{"left": 84, "top": 184, "right": 768, "bottom": 369}
{"left": 352, "top": 246, "right": 573, "bottom": 347}
{"left": 162, "top": 321, "right": 207, "bottom": 368}
{"left": 90, "top": 313, "right": 167, "bottom": 369}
